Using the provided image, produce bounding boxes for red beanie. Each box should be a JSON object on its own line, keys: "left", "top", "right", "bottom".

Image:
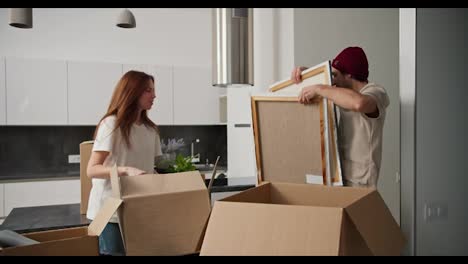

{"left": 332, "top": 47, "right": 369, "bottom": 82}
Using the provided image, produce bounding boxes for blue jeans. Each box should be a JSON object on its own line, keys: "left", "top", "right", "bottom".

{"left": 99, "top": 223, "right": 126, "bottom": 256}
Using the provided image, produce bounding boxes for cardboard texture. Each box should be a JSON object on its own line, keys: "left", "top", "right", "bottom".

{"left": 79, "top": 140, "right": 94, "bottom": 215}
{"left": 0, "top": 198, "right": 122, "bottom": 256}
{"left": 109, "top": 165, "right": 211, "bottom": 256}
{"left": 200, "top": 183, "right": 405, "bottom": 256}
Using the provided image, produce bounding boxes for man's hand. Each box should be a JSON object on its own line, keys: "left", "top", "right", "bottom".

{"left": 299, "top": 85, "right": 322, "bottom": 104}
{"left": 291, "top": 66, "right": 309, "bottom": 84}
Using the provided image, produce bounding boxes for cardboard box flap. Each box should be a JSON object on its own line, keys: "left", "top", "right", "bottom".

{"left": 345, "top": 191, "right": 406, "bottom": 256}
{"left": 1, "top": 234, "right": 99, "bottom": 256}
{"left": 270, "top": 182, "right": 371, "bottom": 208}
{"left": 110, "top": 164, "right": 123, "bottom": 198}
{"left": 120, "top": 171, "right": 207, "bottom": 198}
{"left": 24, "top": 227, "right": 88, "bottom": 242}
{"left": 80, "top": 140, "right": 94, "bottom": 215}
{"left": 220, "top": 181, "right": 271, "bottom": 203}
{"left": 87, "top": 197, "right": 123, "bottom": 237}
{"left": 80, "top": 140, "right": 94, "bottom": 145}
{"left": 201, "top": 201, "right": 344, "bottom": 256}
{"left": 121, "top": 190, "right": 211, "bottom": 256}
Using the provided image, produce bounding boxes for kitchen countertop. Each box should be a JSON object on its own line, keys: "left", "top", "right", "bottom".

{"left": 0, "top": 183, "right": 255, "bottom": 234}
{"left": 0, "top": 166, "right": 226, "bottom": 183}
{"left": 0, "top": 203, "right": 91, "bottom": 234}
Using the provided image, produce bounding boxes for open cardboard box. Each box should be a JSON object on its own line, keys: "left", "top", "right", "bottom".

{"left": 2, "top": 165, "right": 212, "bottom": 256}
{"left": 200, "top": 182, "right": 405, "bottom": 256}
{"left": 80, "top": 140, "right": 218, "bottom": 255}
{"left": 0, "top": 197, "right": 121, "bottom": 256}
{"left": 200, "top": 62, "right": 406, "bottom": 256}
{"left": 80, "top": 140, "right": 94, "bottom": 215}
{"left": 107, "top": 164, "right": 211, "bottom": 256}
{"left": 0, "top": 146, "right": 214, "bottom": 256}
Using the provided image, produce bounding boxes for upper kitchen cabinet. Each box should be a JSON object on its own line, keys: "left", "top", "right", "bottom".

{"left": 0, "top": 58, "right": 5, "bottom": 125}
{"left": 68, "top": 61, "right": 123, "bottom": 125}
{"left": 123, "top": 64, "right": 174, "bottom": 125}
{"left": 173, "top": 66, "right": 219, "bottom": 125}
{"left": 6, "top": 57, "right": 67, "bottom": 125}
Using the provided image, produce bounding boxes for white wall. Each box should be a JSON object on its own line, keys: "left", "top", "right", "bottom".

{"left": 399, "top": 8, "right": 416, "bottom": 256}
{"left": 253, "top": 8, "right": 295, "bottom": 92}
{"left": 293, "top": 8, "right": 401, "bottom": 222}
{"left": 415, "top": 8, "right": 468, "bottom": 256}
{"left": 226, "top": 8, "right": 295, "bottom": 186}
{"left": 274, "top": 9, "right": 295, "bottom": 83}
{"left": 0, "top": 8, "right": 211, "bottom": 67}
{"left": 252, "top": 8, "right": 275, "bottom": 94}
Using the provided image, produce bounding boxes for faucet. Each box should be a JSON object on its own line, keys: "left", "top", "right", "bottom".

{"left": 191, "top": 139, "right": 200, "bottom": 163}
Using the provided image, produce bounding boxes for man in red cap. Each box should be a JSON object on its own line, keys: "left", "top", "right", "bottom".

{"left": 291, "top": 46, "right": 389, "bottom": 188}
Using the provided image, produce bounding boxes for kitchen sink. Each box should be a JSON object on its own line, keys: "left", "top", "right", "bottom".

{"left": 194, "top": 164, "right": 215, "bottom": 171}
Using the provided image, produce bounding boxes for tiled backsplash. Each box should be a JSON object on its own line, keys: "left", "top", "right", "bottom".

{"left": 0, "top": 125, "right": 226, "bottom": 180}
{"left": 158, "top": 125, "right": 227, "bottom": 167}
{"left": 0, "top": 126, "right": 95, "bottom": 177}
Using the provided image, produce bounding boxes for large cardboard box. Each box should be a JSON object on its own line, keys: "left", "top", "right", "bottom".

{"left": 108, "top": 165, "right": 211, "bottom": 256}
{"left": 0, "top": 198, "right": 121, "bottom": 256}
{"left": 79, "top": 140, "right": 94, "bottom": 215}
{"left": 200, "top": 182, "right": 405, "bottom": 256}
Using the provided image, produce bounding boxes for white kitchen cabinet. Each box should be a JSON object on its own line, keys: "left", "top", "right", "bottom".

{"left": 227, "top": 87, "right": 256, "bottom": 183}
{"left": 227, "top": 123, "right": 257, "bottom": 180}
{"left": 173, "top": 66, "right": 220, "bottom": 125}
{"left": 0, "top": 58, "right": 5, "bottom": 125}
{"left": 123, "top": 64, "right": 174, "bottom": 125}
{"left": 227, "top": 88, "right": 253, "bottom": 124}
{"left": 122, "top": 64, "right": 149, "bottom": 73}
{"left": 0, "top": 184, "right": 4, "bottom": 218}
{"left": 68, "top": 61, "right": 123, "bottom": 125}
{"left": 6, "top": 57, "right": 67, "bottom": 125}
{"left": 3, "top": 179, "right": 80, "bottom": 217}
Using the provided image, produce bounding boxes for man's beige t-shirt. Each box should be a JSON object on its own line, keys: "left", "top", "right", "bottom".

{"left": 338, "top": 83, "right": 389, "bottom": 187}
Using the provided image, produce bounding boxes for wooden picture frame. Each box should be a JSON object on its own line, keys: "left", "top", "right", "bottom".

{"left": 252, "top": 61, "right": 343, "bottom": 186}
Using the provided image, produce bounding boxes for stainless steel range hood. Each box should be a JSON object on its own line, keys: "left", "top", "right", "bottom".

{"left": 212, "top": 8, "right": 254, "bottom": 87}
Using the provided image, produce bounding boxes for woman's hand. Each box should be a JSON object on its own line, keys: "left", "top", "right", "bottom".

{"left": 121, "top": 166, "right": 146, "bottom": 177}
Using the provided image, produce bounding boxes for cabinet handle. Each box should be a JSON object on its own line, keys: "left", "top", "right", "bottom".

{"left": 234, "top": 124, "right": 251, "bottom": 128}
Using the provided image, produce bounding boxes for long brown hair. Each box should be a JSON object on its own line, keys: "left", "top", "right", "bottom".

{"left": 94, "top": 70, "right": 158, "bottom": 149}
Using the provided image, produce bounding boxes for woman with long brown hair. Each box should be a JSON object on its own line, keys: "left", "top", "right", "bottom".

{"left": 86, "top": 70, "right": 162, "bottom": 256}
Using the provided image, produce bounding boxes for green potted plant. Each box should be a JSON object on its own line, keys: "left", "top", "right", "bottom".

{"left": 167, "top": 154, "right": 196, "bottom": 173}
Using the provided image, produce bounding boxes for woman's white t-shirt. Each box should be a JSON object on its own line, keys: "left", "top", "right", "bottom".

{"left": 86, "top": 115, "right": 162, "bottom": 222}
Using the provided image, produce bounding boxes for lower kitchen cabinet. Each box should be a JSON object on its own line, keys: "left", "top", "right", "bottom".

{"left": 226, "top": 87, "right": 256, "bottom": 184}
{"left": 3, "top": 179, "right": 80, "bottom": 217}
